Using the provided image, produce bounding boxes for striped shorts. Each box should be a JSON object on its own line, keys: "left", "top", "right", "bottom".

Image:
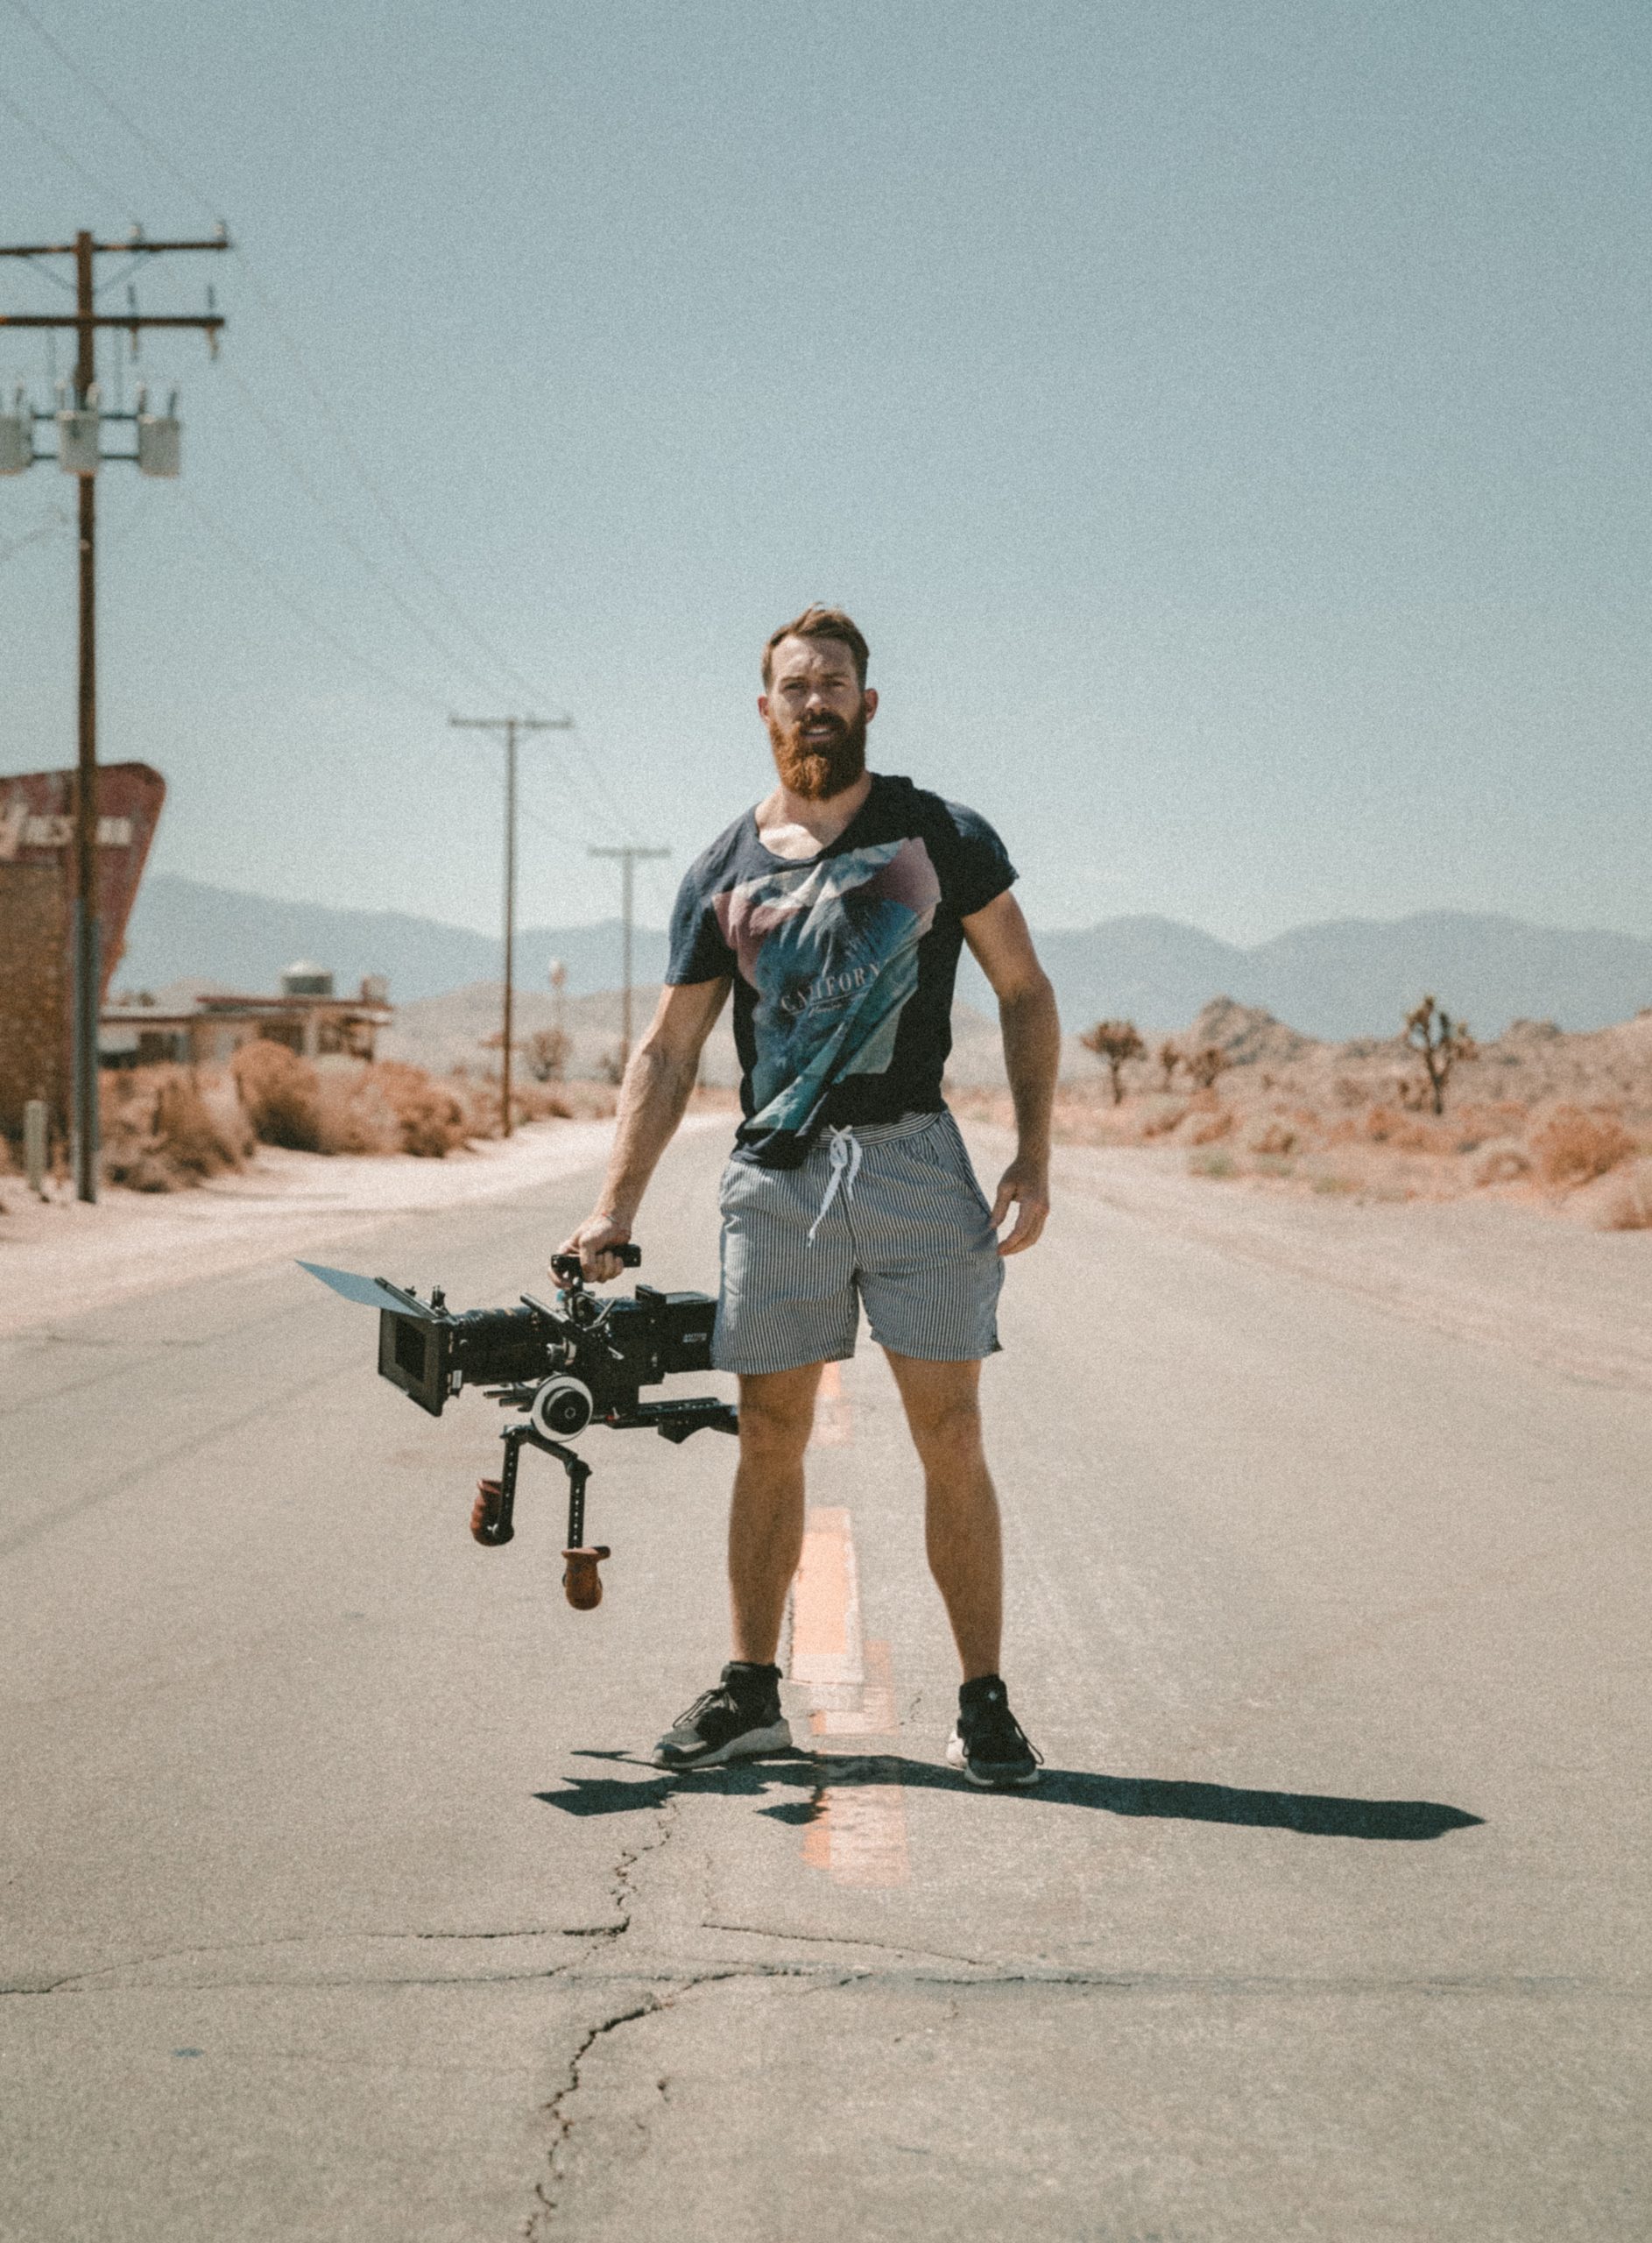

{"left": 712, "top": 1109, "right": 1004, "bottom": 1376}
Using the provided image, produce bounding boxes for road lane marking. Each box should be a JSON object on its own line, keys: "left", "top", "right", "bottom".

{"left": 790, "top": 1506, "right": 863, "bottom": 1701}
{"left": 790, "top": 1506, "right": 909, "bottom": 1888}
{"left": 809, "top": 1359, "right": 853, "bottom": 1447}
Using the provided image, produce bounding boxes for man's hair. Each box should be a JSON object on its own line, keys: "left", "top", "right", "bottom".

{"left": 761, "top": 605, "right": 870, "bottom": 690}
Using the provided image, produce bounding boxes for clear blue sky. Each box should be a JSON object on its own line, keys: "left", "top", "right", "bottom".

{"left": 2, "top": 0, "right": 1648, "bottom": 943}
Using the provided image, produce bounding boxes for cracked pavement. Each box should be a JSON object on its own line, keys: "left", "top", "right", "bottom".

{"left": 4, "top": 1127, "right": 1650, "bottom": 2239}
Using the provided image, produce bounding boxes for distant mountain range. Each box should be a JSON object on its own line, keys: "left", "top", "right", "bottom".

{"left": 119, "top": 874, "right": 668, "bottom": 1006}
{"left": 118, "top": 874, "right": 1652, "bottom": 1038}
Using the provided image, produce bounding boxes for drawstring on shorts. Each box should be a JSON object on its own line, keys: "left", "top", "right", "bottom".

{"left": 807, "top": 1126, "right": 863, "bottom": 1243}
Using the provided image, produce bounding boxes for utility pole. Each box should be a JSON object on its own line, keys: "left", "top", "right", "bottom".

{"left": 589, "top": 845, "right": 669, "bottom": 1073}
{"left": 449, "top": 715, "right": 572, "bottom": 1136}
{"left": 1, "top": 225, "right": 228, "bottom": 1202}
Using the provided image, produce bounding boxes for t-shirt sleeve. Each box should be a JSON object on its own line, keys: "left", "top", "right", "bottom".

{"left": 664, "top": 859, "right": 737, "bottom": 985}
{"left": 943, "top": 800, "right": 1018, "bottom": 919}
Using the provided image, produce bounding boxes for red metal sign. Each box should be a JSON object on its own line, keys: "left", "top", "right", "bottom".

{"left": 0, "top": 761, "right": 166, "bottom": 1130}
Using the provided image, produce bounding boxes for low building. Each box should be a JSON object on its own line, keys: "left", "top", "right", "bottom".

{"left": 101, "top": 961, "right": 392, "bottom": 1070}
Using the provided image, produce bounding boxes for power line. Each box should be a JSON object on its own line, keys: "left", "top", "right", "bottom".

{"left": 215, "top": 360, "right": 512, "bottom": 701}
{"left": 173, "top": 490, "right": 532, "bottom": 846}
{"left": 3, "top": 0, "right": 220, "bottom": 225}
{"left": 0, "top": 79, "right": 138, "bottom": 223}
{"left": 175, "top": 486, "right": 452, "bottom": 718}
{"left": 2, "top": 0, "right": 639, "bottom": 838}
{"left": 4, "top": 0, "right": 558, "bottom": 697}
{"left": 0, "top": 505, "right": 72, "bottom": 571}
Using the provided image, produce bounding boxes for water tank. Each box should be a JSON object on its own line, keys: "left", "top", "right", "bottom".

{"left": 56, "top": 385, "right": 100, "bottom": 477}
{"left": 359, "top": 973, "right": 390, "bottom": 1006}
{"left": 280, "top": 960, "right": 334, "bottom": 998}
{"left": 0, "top": 391, "right": 31, "bottom": 477}
{"left": 137, "top": 387, "right": 181, "bottom": 478}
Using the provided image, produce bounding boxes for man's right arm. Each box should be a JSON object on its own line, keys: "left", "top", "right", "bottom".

{"left": 557, "top": 978, "right": 731, "bottom": 1280}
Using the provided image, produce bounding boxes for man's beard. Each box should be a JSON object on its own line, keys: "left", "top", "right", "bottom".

{"left": 766, "top": 704, "right": 868, "bottom": 801}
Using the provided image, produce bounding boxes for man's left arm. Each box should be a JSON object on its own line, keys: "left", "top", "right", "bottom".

{"left": 959, "top": 890, "right": 1060, "bottom": 1255}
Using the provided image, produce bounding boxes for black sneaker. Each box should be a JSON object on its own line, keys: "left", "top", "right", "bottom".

{"left": 945, "top": 1675, "right": 1042, "bottom": 1788}
{"left": 653, "top": 1662, "right": 791, "bottom": 1770}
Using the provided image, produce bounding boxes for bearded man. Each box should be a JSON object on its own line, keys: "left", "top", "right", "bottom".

{"left": 560, "top": 605, "right": 1061, "bottom": 1786}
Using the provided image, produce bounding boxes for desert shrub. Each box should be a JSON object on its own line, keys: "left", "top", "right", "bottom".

{"left": 1472, "top": 1140, "right": 1532, "bottom": 1185}
{"left": 1156, "top": 1039, "right": 1182, "bottom": 1090}
{"left": 1530, "top": 1105, "right": 1634, "bottom": 1190}
{"left": 1183, "top": 1104, "right": 1233, "bottom": 1146}
{"left": 1600, "top": 1162, "right": 1652, "bottom": 1231}
{"left": 101, "top": 1065, "right": 249, "bottom": 1191}
{"left": 525, "top": 1028, "right": 570, "bottom": 1083}
{"left": 320, "top": 1062, "right": 471, "bottom": 1158}
{"left": 379, "top": 1064, "right": 469, "bottom": 1157}
{"left": 1247, "top": 1120, "right": 1298, "bottom": 1157}
{"left": 512, "top": 1082, "right": 574, "bottom": 1122}
{"left": 1190, "top": 1150, "right": 1235, "bottom": 1178}
{"left": 1185, "top": 1044, "right": 1231, "bottom": 1093}
{"left": 232, "top": 1040, "right": 323, "bottom": 1150}
{"left": 1362, "top": 1105, "right": 1437, "bottom": 1151}
{"left": 1140, "top": 1100, "right": 1188, "bottom": 1140}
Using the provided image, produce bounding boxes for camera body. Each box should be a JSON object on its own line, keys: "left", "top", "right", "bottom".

{"left": 373, "top": 1257, "right": 717, "bottom": 1431}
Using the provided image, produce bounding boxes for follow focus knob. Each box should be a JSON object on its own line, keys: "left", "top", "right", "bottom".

{"left": 529, "top": 1375, "right": 595, "bottom": 1441}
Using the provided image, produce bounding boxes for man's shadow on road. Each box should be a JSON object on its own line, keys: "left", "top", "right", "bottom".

{"left": 535, "top": 1752, "right": 1482, "bottom": 1843}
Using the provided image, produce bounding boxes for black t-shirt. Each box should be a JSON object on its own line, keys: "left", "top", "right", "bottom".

{"left": 666, "top": 773, "right": 1016, "bottom": 1166}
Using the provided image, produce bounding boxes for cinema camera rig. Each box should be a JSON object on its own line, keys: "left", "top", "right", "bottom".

{"left": 301, "top": 1249, "right": 737, "bottom": 1609}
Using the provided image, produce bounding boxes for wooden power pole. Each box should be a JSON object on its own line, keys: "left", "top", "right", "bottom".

{"left": 589, "top": 844, "right": 669, "bottom": 1073}
{"left": 448, "top": 714, "right": 572, "bottom": 1136}
{"left": 1, "top": 225, "right": 228, "bottom": 1201}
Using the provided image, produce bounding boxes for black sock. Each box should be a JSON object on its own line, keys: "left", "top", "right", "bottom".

{"left": 724, "top": 1660, "right": 781, "bottom": 1709}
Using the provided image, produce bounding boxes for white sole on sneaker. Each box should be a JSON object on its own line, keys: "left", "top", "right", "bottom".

{"left": 653, "top": 1717, "right": 792, "bottom": 1771}
{"left": 945, "top": 1729, "right": 1040, "bottom": 1787}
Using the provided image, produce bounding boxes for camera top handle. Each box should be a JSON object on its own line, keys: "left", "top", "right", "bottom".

{"left": 549, "top": 1243, "right": 642, "bottom": 1292}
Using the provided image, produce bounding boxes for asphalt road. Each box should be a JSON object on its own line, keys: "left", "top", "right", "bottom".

{"left": 3, "top": 1125, "right": 1648, "bottom": 2241}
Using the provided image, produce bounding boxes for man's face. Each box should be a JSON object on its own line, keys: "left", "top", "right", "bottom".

{"left": 759, "top": 635, "right": 878, "bottom": 801}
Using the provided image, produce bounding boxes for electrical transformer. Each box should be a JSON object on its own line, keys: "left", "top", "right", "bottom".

{"left": 55, "top": 385, "right": 101, "bottom": 477}
{"left": 0, "top": 390, "right": 31, "bottom": 477}
{"left": 136, "top": 387, "right": 181, "bottom": 478}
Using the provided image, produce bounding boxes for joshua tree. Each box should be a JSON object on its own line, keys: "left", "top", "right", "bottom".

{"left": 1080, "top": 1018, "right": 1145, "bottom": 1105}
{"left": 1156, "top": 1038, "right": 1182, "bottom": 1091}
{"left": 1403, "top": 995, "right": 1476, "bottom": 1115}
{"left": 1186, "top": 1044, "right": 1231, "bottom": 1093}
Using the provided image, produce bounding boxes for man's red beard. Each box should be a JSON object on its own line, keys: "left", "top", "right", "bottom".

{"left": 766, "top": 704, "right": 868, "bottom": 801}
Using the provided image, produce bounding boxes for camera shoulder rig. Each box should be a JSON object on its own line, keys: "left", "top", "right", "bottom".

{"left": 300, "top": 1248, "right": 737, "bottom": 1610}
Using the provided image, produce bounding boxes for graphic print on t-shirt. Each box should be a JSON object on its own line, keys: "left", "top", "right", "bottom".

{"left": 713, "top": 835, "right": 942, "bottom": 1137}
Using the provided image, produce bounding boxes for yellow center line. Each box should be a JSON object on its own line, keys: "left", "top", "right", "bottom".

{"left": 808, "top": 1358, "right": 853, "bottom": 1447}
{"left": 789, "top": 1489, "right": 910, "bottom": 1888}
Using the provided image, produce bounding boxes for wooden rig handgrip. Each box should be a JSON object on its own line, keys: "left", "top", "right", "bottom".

{"left": 471, "top": 1477, "right": 514, "bottom": 1546}
{"left": 561, "top": 1546, "right": 611, "bottom": 1610}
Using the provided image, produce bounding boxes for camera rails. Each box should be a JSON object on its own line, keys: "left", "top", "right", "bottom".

{"left": 301, "top": 1247, "right": 737, "bottom": 1609}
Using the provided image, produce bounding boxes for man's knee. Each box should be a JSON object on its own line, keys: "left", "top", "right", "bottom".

{"left": 736, "top": 1367, "right": 820, "bottom": 1463}
{"left": 905, "top": 1388, "right": 985, "bottom": 1469}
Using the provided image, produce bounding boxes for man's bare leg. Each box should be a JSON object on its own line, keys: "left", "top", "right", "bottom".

{"left": 883, "top": 1352, "right": 1002, "bottom": 1680}
{"left": 728, "top": 1362, "right": 822, "bottom": 1665}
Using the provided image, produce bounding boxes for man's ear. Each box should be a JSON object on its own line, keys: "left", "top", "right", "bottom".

{"left": 758, "top": 693, "right": 770, "bottom": 723}
{"left": 863, "top": 687, "right": 879, "bottom": 722}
